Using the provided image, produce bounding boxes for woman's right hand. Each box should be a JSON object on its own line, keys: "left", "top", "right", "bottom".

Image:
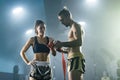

{"left": 27, "top": 61, "right": 36, "bottom": 66}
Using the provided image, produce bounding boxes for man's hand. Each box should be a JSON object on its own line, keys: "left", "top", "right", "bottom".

{"left": 54, "top": 40, "right": 62, "bottom": 49}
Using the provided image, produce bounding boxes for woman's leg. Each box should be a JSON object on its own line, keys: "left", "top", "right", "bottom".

{"left": 29, "top": 77, "right": 36, "bottom": 80}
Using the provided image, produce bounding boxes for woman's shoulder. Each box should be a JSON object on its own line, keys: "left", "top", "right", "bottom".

{"left": 29, "top": 36, "right": 36, "bottom": 42}
{"left": 30, "top": 36, "right": 35, "bottom": 39}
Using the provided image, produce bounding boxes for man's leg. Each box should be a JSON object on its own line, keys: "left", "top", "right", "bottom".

{"left": 68, "top": 70, "right": 83, "bottom": 80}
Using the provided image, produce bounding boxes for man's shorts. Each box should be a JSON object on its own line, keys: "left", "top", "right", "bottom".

{"left": 29, "top": 61, "right": 51, "bottom": 80}
{"left": 67, "top": 56, "right": 85, "bottom": 73}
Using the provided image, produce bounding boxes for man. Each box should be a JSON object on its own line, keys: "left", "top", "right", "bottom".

{"left": 55, "top": 8, "right": 85, "bottom": 80}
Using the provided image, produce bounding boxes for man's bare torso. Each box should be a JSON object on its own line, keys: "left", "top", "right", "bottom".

{"left": 67, "top": 22, "right": 82, "bottom": 59}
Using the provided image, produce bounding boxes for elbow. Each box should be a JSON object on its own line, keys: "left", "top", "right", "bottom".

{"left": 20, "top": 51, "right": 23, "bottom": 57}
{"left": 20, "top": 50, "right": 25, "bottom": 57}
{"left": 52, "top": 52, "right": 56, "bottom": 56}
{"left": 51, "top": 48, "right": 56, "bottom": 56}
{"left": 77, "top": 39, "right": 82, "bottom": 46}
{"left": 20, "top": 51, "right": 22, "bottom": 56}
{"left": 78, "top": 42, "right": 82, "bottom": 46}
{"left": 53, "top": 54, "right": 56, "bottom": 56}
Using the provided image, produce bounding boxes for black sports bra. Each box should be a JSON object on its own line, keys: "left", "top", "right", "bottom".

{"left": 33, "top": 36, "right": 50, "bottom": 53}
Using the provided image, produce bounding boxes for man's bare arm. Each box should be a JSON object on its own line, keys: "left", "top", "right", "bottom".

{"left": 61, "top": 39, "right": 82, "bottom": 47}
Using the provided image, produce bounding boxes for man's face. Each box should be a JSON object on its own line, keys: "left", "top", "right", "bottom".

{"left": 58, "top": 15, "right": 69, "bottom": 27}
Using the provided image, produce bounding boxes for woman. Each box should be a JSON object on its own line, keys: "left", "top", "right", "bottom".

{"left": 20, "top": 20, "right": 56, "bottom": 80}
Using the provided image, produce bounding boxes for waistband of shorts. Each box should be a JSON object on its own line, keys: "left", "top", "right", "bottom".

{"left": 67, "top": 52, "right": 84, "bottom": 59}
{"left": 34, "top": 61, "right": 49, "bottom": 66}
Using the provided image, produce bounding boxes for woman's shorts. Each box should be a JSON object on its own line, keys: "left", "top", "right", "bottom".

{"left": 29, "top": 61, "right": 51, "bottom": 80}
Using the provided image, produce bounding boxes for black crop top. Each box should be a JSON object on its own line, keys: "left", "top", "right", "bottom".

{"left": 33, "top": 36, "right": 50, "bottom": 53}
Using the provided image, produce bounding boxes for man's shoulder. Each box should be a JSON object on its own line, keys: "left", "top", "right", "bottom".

{"left": 72, "top": 22, "right": 81, "bottom": 28}
{"left": 71, "top": 22, "right": 81, "bottom": 32}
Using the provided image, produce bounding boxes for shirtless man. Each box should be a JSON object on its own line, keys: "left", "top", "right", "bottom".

{"left": 55, "top": 8, "right": 85, "bottom": 80}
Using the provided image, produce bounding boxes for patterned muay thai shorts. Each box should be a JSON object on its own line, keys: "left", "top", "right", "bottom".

{"left": 30, "top": 61, "right": 51, "bottom": 80}
{"left": 67, "top": 56, "right": 85, "bottom": 73}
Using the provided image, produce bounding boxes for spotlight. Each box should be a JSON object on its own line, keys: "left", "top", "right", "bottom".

{"left": 12, "top": 7, "right": 23, "bottom": 15}
{"left": 25, "top": 29, "right": 34, "bottom": 36}
{"left": 86, "top": 0, "right": 98, "bottom": 6}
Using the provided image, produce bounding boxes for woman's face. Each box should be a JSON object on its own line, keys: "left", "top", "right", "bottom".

{"left": 36, "top": 24, "right": 45, "bottom": 35}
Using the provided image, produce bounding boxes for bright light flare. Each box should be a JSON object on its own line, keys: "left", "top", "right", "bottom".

{"left": 86, "top": 0, "right": 98, "bottom": 6}
{"left": 79, "top": 21, "right": 86, "bottom": 34}
{"left": 12, "top": 7, "right": 23, "bottom": 15}
{"left": 79, "top": 21, "right": 86, "bottom": 27}
{"left": 25, "top": 29, "right": 34, "bottom": 36}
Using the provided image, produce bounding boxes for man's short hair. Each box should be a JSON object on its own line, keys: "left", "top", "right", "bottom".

{"left": 58, "top": 8, "right": 72, "bottom": 18}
